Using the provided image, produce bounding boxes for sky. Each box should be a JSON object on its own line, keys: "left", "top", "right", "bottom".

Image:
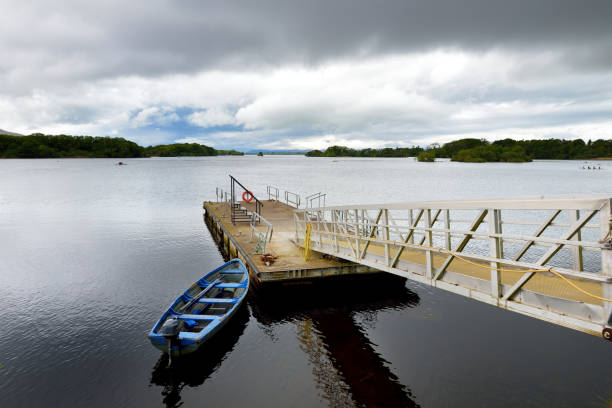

{"left": 1, "top": 0, "right": 612, "bottom": 150}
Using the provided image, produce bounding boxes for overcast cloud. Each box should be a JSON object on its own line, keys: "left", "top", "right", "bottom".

{"left": 1, "top": 0, "right": 611, "bottom": 148}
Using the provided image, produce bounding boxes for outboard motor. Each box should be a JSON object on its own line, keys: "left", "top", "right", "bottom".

{"left": 160, "top": 317, "right": 181, "bottom": 365}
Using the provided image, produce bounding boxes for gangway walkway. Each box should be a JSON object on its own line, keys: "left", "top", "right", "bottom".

{"left": 293, "top": 196, "right": 612, "bottom": 340}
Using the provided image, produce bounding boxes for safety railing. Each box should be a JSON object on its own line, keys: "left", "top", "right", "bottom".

{"left": 250, "top": 212, "right": 274, "bottom": 254}
{"left": 294, "top": 195, "right": 612, "bottom": 340}
{"left": 267, "top": 185, "right": 280, "bottom": 201}
{"left": 285, "top": 190, "right": 301, "bottom": 208}
{"left": 306, "top": 192, "right": 327, "bottom": 208}
{"left": 216, "top": 187, "right": 229, "bottom": 202}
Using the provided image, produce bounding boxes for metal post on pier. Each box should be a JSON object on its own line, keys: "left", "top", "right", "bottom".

{"left": 601, "top": 199, "right": 612, "bottom": 338}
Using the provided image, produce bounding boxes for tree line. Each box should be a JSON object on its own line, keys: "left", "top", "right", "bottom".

{"left": 306, "top": 138, "right": 612, "bottom": 162}
{"left": 305, "top": 145, "right": 424, "bottom": 157}
{"left": 0, "top": 133, "right": 243, "bottom": 158}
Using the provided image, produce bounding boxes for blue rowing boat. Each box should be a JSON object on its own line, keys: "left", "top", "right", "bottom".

{"left": 149, "top": 259, "right": 249, "bottom": 357}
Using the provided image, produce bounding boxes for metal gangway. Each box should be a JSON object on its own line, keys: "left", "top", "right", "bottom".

{"left": 294, "top": 195, "right": 612, "bottom": 340}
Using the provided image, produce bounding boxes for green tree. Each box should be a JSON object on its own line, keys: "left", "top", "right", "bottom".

{"left": 417, "top": 150, "right": 436, "bottom": 162}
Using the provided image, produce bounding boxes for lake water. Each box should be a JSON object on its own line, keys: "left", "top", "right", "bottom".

{"left": 0, "top": 156, "right": 611, "bottom": 407}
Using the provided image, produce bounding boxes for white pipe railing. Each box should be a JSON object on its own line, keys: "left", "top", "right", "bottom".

{"left": 285, "top": 190, "right": 301, "bottom": 208}
{"left": 306, "top": 192, "right": 327, "bottom": 208}
{"left": 216, "top": 187, "right": 229, "bottom": 202}
{"left": 250, "top": 212, "right": 274, "bottom": 253}
{"left": 267, "top": 185, "right": 280, "bottom": 201}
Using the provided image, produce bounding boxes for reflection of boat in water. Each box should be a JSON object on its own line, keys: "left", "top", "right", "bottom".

{"left": 150, "top": 305, "right": 249, "bottom": 408}
{"left": 149, "top": 259, "right": 249, "bottom": 357}
{"left": 251, "top": 275, "right": 421, "bottom": 408}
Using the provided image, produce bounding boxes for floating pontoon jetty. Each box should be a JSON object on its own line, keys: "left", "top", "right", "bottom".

{"left": 203, "top": 177, "right": 378, "bottom": 285}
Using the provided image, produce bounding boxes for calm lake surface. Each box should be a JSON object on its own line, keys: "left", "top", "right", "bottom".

{"left": 0, "top": 156, "right": 611, "bottom": 407}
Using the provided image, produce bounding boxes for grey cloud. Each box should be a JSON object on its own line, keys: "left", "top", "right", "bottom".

{"left": 2, "top": 0, "right": 612, "bottom": 147}
{"left": 2, "top": 0, "right": 612, "bottom": 95}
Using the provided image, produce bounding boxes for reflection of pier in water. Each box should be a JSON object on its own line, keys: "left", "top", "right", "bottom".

{"left": 149, "top": 306, "right": 249, "bottom": 408}
{"left": 251, "top": 275, "right": 421, "bottom": 408}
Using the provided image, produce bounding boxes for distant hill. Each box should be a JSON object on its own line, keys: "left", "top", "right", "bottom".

{"left": 0, "top": 128, "right": 23, "bottom": 136}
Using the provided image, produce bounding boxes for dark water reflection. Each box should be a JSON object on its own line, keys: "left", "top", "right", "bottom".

{"left": 251, "top": 276, "right": 420, "bottom": 408}
{"left": 150, "top": 306, "right": 250, "bottom": 408}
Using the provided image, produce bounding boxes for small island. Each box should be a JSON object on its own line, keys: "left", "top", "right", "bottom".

{"left": 417, "top": 150, "right": 436, "bottom": 162}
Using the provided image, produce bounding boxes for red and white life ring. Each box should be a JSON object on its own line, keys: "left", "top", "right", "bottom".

{"left": 242, "top": 190, "right": 254, "bottom": 202}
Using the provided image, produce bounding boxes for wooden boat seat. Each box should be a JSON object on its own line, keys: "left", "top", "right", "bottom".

{"left": 177, "top": 314, "right": 219, "bottom": 321}
{"left": 215, "top": 283, "right": 247, "bottom": 288}
{"left": 197, "top": 298, "right": 238, "bottom": 304}
{"left": 220, "top": 269, "right": 244, "bottom": 274}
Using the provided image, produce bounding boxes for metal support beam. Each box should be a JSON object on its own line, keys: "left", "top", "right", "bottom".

{"left": 444, "top": 209, "right": 451, "bottom": 250}
{"left": 600, "top": 199, "right": 612, "bottom": 327}
{"left": 425, "top": 209, "right": 434, "bottom": 278}
{"left": 433, "top": 209, "right": 488, "bottom": 281}
{"left": 489, "top": 209, "right": 503, "bottom": 299}
{"left": 354, "top": 209, "right": 360, "bottom": 257}
{"left": 513, "top": 210, "right": 561, "bottom": 261}
{"left": 359, "top": 209, "right": 383, "bottom": 259}
{"left": 384, "top": 209, "right": 390, "bottom": 266}
{"left": 332, "top": 210, "right": 339, "bottom": 252}
{"left": 390, "top": 209, "right": 424, "bottom": 268}
{"left": 503, "top": 209, "right": 597, "bottom": 301}
{"left": 571, "top": 210, "right": 584, "bottom": 271}
{"left": 408, "top": 209, "right": 415, "bottom": 244}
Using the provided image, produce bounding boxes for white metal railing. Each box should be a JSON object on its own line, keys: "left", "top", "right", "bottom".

{"left": 294, "top": 195, "right": 612, "bottom": 340}
{"left": 306, "top": 192, "right": 327, "bottom": 208}
{"left": 285, "top": 190, "right": 301, "bottom": 208}
{"left": 216, "top": 187, "right": 229, "bottom": 202}
{"left": 250, "top": 212, "right": 274, "bottom": 253}
{"left": 267, "top": 185, "right": 280, "bottom": 201}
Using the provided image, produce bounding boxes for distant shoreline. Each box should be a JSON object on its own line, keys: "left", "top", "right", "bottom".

{"left": 2, "top": 133, "right": 611, "bottom": 161}
{"left": 0, "top": 133, "right": 243, "bottom": 159}
{"left": 305, "top": 138, "right": 612, "bottom": 163}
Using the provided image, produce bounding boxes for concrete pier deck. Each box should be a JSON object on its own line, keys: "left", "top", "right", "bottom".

{"left": 203, "top": 200, "right": 378, "bottom": 285}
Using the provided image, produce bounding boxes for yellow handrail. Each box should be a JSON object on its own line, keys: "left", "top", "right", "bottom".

{"left": 303, "top": 222, "right": 312, "bottom": 261}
